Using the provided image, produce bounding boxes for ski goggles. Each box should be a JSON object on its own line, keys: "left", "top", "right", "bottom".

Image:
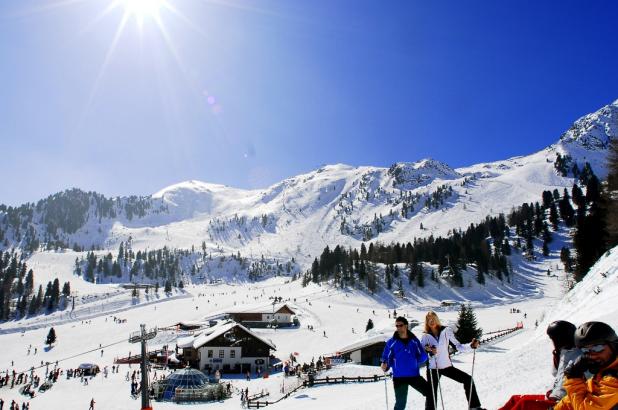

{"left": 581, "top": 344, "right": 606, "bottom": 354}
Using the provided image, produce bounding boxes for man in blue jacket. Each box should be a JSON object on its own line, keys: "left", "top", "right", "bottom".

{"left": 381, "top": 316, "right": 434, "bottom": 410}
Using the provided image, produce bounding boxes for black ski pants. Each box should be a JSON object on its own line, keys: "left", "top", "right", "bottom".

{"left": 427, "top": 365, "right": 481, "bottom": 408}
{"left": 392, "top": 376, "right": 435, "bottom": 410}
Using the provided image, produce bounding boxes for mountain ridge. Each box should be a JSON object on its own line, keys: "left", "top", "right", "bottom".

{"left": 0, "top": 99, "right": 616, "bottom": 265}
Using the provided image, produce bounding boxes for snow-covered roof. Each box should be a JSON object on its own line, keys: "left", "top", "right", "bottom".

{"left": 175, "top": 320, "right": 205, "bottom": 329}
{"left": 178, "top": 320, "right": 276, "bottom": 350}
{"left": 225, "top": 303, "right": 296, "bottom": 315}
{"left": 336, "top": 333, "right": 389, "bottom": 355}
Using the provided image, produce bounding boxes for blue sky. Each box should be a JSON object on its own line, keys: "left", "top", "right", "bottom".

{"left": 1, "top": 0, "right": 617, "bottom": 206}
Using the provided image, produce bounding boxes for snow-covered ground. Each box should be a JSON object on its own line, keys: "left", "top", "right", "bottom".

{"left": 1, "top": 242, "right": 616, "bottom": 409}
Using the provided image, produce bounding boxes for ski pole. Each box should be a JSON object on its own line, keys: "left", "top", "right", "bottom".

{"left": 434, "top": 358, "right": 445, "bottom": 410}
{"left": 467, "top": 348, "right": 477, "bottom": 410}
{"left": 428, "top": 362, "right": 437, "bottom": 410}
{"left": 383, "top": 371, "right": 389, "bottom": 410}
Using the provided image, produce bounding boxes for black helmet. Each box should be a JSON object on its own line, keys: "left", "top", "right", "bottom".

{"left": 574, "top": 321, "right": 618, "bottom": 348}
{"left": 547, "top": 320, "right": 576, "bottom": 349}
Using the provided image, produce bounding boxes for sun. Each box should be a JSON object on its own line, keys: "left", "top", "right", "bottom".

{"left": 111, "top": 0, "right": 168, "bottom": 29}
{"left": 121, "top": 0, "right": 165, "bottom": 19}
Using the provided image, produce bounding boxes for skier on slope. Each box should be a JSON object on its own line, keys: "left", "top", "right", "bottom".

{"left": 421, "top": 311, "right": 484, "bottom": 410}
{"left": 381, "top": 316, "right": 434, "bottom": 410}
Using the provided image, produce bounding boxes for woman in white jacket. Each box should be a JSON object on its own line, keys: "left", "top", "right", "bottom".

{"left": 421, "top": 311, "right": 484, "bottom": 410}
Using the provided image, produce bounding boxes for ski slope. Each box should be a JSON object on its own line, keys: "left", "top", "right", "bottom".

{"left": 0, "top": 242, "right": 615, "bottom": 409}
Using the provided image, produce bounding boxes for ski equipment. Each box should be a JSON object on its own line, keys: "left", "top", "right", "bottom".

{"left": 574, "top": 322, "right": 617, "bottom": 347}
{"left": 468, "top": 348, "right": 477, "bottom": 410}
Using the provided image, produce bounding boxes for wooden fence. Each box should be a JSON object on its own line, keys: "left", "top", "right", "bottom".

{"left": 479, "top": 325, "right": 522, "bottom": 344}
{"left": 246, "top": 374, "right": 390, "bottom": 408}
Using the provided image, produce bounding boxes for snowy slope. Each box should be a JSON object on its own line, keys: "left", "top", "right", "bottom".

{"left": 0, "top": 241, "right": 614, "bottom": 410}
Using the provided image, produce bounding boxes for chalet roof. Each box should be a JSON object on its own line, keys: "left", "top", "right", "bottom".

{"left": 336, "top": 333, "right": 389, "bottom": 355}
{"left": 177, "top": 320, "right": 276, "bottom": 351}
{"left": 175, "top": 320, "right": 204, "bottom": 329}
{"left": 225, "top": 303, "right": 296, "bottom": 315}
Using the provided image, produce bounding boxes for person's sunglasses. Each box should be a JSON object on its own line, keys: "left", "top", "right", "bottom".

{"left": 581, "top": 344, "right": 606, "bottom": 354}
{"left": 395, "top": 324, "right": 406, "bottom": 328}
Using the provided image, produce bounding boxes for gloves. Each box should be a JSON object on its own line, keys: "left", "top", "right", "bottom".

{"left": 564, "top": 356, "right": 588, "bottom": 379}
{"left": 424, "top": 345, "right": 436, "bottom": 356}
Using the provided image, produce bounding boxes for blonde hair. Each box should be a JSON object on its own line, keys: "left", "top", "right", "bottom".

{"left": 424, "top": 311, "right": 442, "bottom": 333}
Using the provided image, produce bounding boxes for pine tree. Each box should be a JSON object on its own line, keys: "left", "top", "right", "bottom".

{"left": 24, "top": 269, "right": 34, "bottom": 296}
{"left": 17, "top": 296, "right": 27, "bottom": 317}
{"left": 311, "top": 259, "right": 320, "bottom": 283}
{"left": 51, "top": 278, "right": 60, "bottom": 308}
{"left": 46, "top": 327, "right": 57, "bottom": 346}
{"left": 542, "top": 240, "right": 550, "bottom": 257}
{"left": 416, "top": 263, "right": 425, "bottom": 288}
{"left": 28, "top": 295, "right": 38, "bottom": 316}
{"left": 366, "top": 319, "right": 374, "bottom": 332}
{"left": 476, "top": 267, "right": 485, "bottom": 285}
{"left": 385, "top": 268, "right": 392, "bottom": 290}
{"left": 549, "top": 203, "right": 559, "bottom": 229}
{"left": 607, "top": 139, "right": 618, "bottom": 246}
{"left": 62, "top": 282, "right": 71, "bottom": 297}
{"left": 455, "top": 304, "right": 482, "bottom": 343}
{"left": 35, "top": 285, "right": 43, "bottom": 311}
{"left": 0, "top": 287, "right": 6, "bottom": 320}
{"left": 573, "top": 178, "right": 607, "bottom": 281}
{"left": 366, "top": 263, "right": 377, "bottom": 294}
{"left": 560, "top": 247, "right": 573, "bottom": 272}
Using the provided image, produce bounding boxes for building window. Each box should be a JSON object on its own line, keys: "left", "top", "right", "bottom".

{"left": 219, "top": 350, "right": 224, "bottom": 358}
{"left": 230, "top": 350, "right": 236, "bottom": 358}
{"left": 208, "top": 350, "right": 213, "bottom": 358}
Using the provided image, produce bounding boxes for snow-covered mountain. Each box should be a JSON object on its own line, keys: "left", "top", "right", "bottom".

{"left": 1, "top": 99, "right": 617, "bottom": 267}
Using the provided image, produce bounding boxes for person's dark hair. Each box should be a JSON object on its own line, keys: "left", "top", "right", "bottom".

{"left": 395, "top": 316, "right": 408, "bottom": 325}
{"left": 547, "top": 320, "right": 576, "bottom": 350}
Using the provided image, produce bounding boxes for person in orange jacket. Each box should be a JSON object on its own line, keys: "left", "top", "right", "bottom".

{"left": 554, "top": 321, "right": 618, "bottom": 410}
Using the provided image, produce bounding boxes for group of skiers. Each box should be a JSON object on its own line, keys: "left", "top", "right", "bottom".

{"left": 381, "top": 313, "right": 618, "bottom": 410}
{"left": 499, "top": 320, "right": 618, "bottom": 410}
{"left": 381, "top": 312, "right": 485, "bottom": 410}
{"left": 0, "top": 398, "right": 30, "bottom": 410}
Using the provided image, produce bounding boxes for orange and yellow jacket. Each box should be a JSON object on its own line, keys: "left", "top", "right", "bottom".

{"left": 554, "top": 356, "right": 618, "bottom": 410}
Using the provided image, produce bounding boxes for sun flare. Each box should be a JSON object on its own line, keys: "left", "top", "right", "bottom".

{"left": 121, "top": 0, "right": 164, "bottom": 19}
{"left": 111, "top": 0, "right": 168, "bottom": 29}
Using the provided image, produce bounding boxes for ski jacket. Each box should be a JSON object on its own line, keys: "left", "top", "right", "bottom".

{"left": 554, "top": 356, "right": 618, "bottom": 410}
{"left": 549, "top": 347, "right": 583, "bottom": 401}
{"left": 420, "top": 326, "right": 473, "bottom": 369}
{"left": 381, "top": 331, "right": 428, "bottom": 378}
